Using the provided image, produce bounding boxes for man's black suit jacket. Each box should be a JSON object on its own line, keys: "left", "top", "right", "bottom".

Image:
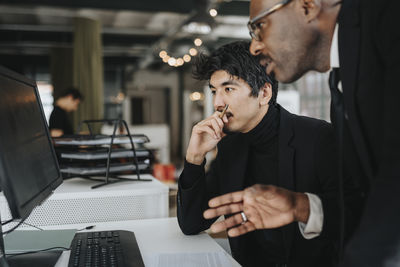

{"left": 177, "top": 106, "right": 340, "bottom": 267}
{"left": 337, "top": 0, "right": 400, "bottom": 266}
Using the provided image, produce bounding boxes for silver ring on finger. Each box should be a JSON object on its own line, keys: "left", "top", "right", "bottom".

{"left": 240, "top": 212, "right": 248, "bottom": 224}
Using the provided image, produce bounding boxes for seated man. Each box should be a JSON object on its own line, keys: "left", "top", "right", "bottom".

{"left": 49, "top": 87, "right": 83, "bottom": 137}
{"left": 177, "top": 41, "right": 339, "bottom": 267}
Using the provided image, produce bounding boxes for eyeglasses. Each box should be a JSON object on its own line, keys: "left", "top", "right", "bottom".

{"left": 247, "top": 0, "right": 292, "bottom": 41}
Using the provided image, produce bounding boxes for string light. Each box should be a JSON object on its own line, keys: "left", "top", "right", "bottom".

{"left": 189, "top": 48, "right": 198, "bottom": 56}
{"left": 162, "top": 55, "right": 170, "bottom": 63}
{"left": 168, "top": 57, "right": 177, "bottom": 66}
{"left": 209, "top": 9, "right": 218, "bottom": 17}
{"left": 190, "top": 92, "right": 204, "bottom": 101}
{"left": 159, "top": 50, "right": 167, "bottom": 58}
{"left": 176, "top": 58, "right": 184, "bottom": 66}
{"left": 194, "top": 38, "right": 202, "bottom": 47}
{"left": 183, "top": 54, "right": 191, "bottom": 62}
{"left": 159, "top": 46, "right": 198, "bottom": 67}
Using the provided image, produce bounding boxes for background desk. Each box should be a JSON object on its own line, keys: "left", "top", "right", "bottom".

{"left": 50, "top": 217, "right": 240, "bottom": 267}
{"left": 0, "top": 175, "right": 169, "bottom": 230}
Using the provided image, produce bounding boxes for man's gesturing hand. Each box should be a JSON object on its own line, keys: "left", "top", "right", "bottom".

{"left": 203, "top": 184, "right": 310, "bottom": 237}
{"left": 186, "top": 112, "right": 228, "bottom": 165}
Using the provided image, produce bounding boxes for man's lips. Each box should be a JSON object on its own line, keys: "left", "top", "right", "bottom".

{"left": 259, "top": 56, "right": 272, "bottom": 66}
{"left": 266, "top": 63, "right": 275, "bottom": 75}
{"left": 259, "top": 56, "right": 274, "bottom": 75}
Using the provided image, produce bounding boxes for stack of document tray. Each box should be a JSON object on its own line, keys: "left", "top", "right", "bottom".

{"left": 53, "top": 134, "right": 154, "bottom": 178}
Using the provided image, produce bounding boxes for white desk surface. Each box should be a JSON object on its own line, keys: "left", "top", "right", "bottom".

{"left": 48, "top": 217, "right": 240, "bottom": 267}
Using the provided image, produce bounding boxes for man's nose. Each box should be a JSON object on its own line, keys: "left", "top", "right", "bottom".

{"left": 213, "top": 92, "right": 225, "bottom": 111}
{"left": 249, "top": 38, "right": 265, "bottom": 56}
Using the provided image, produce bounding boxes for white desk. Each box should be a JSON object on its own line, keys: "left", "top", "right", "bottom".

{"left": 49, "top": 217, "right": 240, "bottom": 267}
{"left": 0, "top": 175, "right": 169, "bottom": 230}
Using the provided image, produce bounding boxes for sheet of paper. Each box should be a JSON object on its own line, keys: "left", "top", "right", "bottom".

{"left": 148, "top": 252, "right": 233, "bottom": 267}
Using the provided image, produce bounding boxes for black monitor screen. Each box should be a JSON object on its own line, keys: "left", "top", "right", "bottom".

{"left": 0, "top": 66, "right": 61, "bottom": 220}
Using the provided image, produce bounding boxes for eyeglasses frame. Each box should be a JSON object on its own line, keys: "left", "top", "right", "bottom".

{"left": 247, "top": 0, "right": 293, "bottom": 41}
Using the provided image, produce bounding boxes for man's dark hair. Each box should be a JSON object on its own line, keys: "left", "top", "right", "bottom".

{"left": 193, "top": 41, "right": 278, "bottom": 105}
{"left": 59, "top": 87, "right": 84, "bottom": 101}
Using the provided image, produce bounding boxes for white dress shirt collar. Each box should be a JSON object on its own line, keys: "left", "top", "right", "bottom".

{"left": 330, "top": 24, "right": 340, "bottom": 69}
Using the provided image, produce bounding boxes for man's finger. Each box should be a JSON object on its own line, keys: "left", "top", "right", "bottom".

{"left": 227, "top": 222, "right": 256, "bottom": 237}
{"left": 209, "top": 212, "right": 244, "bottom": 233}
{"left": 203, "top": 203, "right": 243, "bottom": 219}
{"left": 208, "top": 191, "right": 244, "bottom": 208}
{"left": 210, "top": 118, "right": 222, "bottom": 138}
{"left": 222, "top": 114, "right": 228, "bottom": 124}
{"left": 195, "top": 125, "right": 218, "bottom": 139}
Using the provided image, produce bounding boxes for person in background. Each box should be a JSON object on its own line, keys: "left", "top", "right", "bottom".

{"left": 49, "top": 87, "right": 83, "bottom": 137}
{"left": 177, "top": 41, "right": 340, "bottom": 267}
{"left": 204, "top": 0, "right": 400, "bottom": 266}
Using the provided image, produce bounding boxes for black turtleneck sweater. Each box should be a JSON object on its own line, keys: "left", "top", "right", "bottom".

{"left": 241, "top": 105, "right": 286, "bottom": 264}
{"left": 244, "top": 103, "right": 279, "bottom": 187}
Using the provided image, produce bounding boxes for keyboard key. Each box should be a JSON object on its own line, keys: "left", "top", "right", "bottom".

{"left": 68, "top": 230, "right": 144, "bottom": 267}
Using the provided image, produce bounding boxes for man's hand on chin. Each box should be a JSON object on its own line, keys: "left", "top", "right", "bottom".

{"left": 203, "top": 184, "right": 310, "bottom": 237}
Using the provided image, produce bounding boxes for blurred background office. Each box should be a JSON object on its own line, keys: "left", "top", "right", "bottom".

{"left": 0, "top": 0, "right": 331, "bottom": 183}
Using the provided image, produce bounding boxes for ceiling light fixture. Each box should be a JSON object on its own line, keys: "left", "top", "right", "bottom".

{"left": 182, "top": 9, "right": 216, "bottom": 35}
{"left": 183, "top": 22, "right": 211, "bottom": 34}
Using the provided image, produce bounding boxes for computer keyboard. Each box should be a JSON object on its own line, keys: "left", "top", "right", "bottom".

{"left": 68, "top": 230, "right": 145, "bottom": 267}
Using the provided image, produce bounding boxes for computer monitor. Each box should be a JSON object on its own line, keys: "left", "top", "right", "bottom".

{"left": 0, "top": 65, "right": 62, "bottom": 223}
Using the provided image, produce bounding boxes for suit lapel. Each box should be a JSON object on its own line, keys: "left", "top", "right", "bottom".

{"left": 277, "top": 106, "right": 296, "bottom": 260}
{"left": 338, "top": 0, "right": 374, "bottom": 181}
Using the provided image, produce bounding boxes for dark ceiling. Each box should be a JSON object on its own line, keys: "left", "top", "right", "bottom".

{"left": 0, "top": 0, "right": 250, "bottom": 15}
{"left": 0, "top": 0, "right": 251, "bottom": 72}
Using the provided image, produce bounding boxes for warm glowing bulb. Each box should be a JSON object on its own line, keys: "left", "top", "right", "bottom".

{"left": 194, "top": 38, "right": 202, "bottom": 47}
{"left": 168, "top": 57, "right": 177, "bottom": 66}
{"left": 189, "top": 48, "right": 198, "bottom": 56}
{"left": 159, "top": 50, "right": 167, "bottom": 58}
{"left": 209, "top": 9, "right": 218, "bottom": 17}
{"left": 183, "top": 54, "right": 191, "bottom": 62}
{"left": 176, "top": 58, "right": 184, "bottom": 66}
{"left": 116, "top": 92, "right": 125, "bottom": 102}
{"left": 162, "top": 55, "right": 170, "bottom": 63}
{"left": 190, "top": 92, "right": 203, "bottom": 101}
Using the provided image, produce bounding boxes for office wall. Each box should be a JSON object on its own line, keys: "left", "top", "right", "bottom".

{"left": 125, "top": 69, "right": 180, "bottom": 162}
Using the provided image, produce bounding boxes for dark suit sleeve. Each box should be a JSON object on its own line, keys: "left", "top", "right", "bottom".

{"left": 342, "top": 1, "right": 400, "bottom": 265}
{"left": 177, "top": 159, "right": 221, "bottom": 235}
{"left": 312, "top": 123, "right": 341, "bottom": 242}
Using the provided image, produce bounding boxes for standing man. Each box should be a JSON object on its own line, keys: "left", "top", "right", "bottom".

{"left": 178, "top": 41, "right": 340, "bottom": 267}
{"left": 204, "top": 0, "right": 400, "bottom": 266}
{"left": 49, "top": 87, "right": 83, "bottom": 137}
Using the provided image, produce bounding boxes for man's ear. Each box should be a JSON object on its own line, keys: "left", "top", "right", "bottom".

{"left": 299, "top": 0, "right": 321, "bottom": 22}
{"left": 259, "top": 83, "right": 272, "bottom": 106}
